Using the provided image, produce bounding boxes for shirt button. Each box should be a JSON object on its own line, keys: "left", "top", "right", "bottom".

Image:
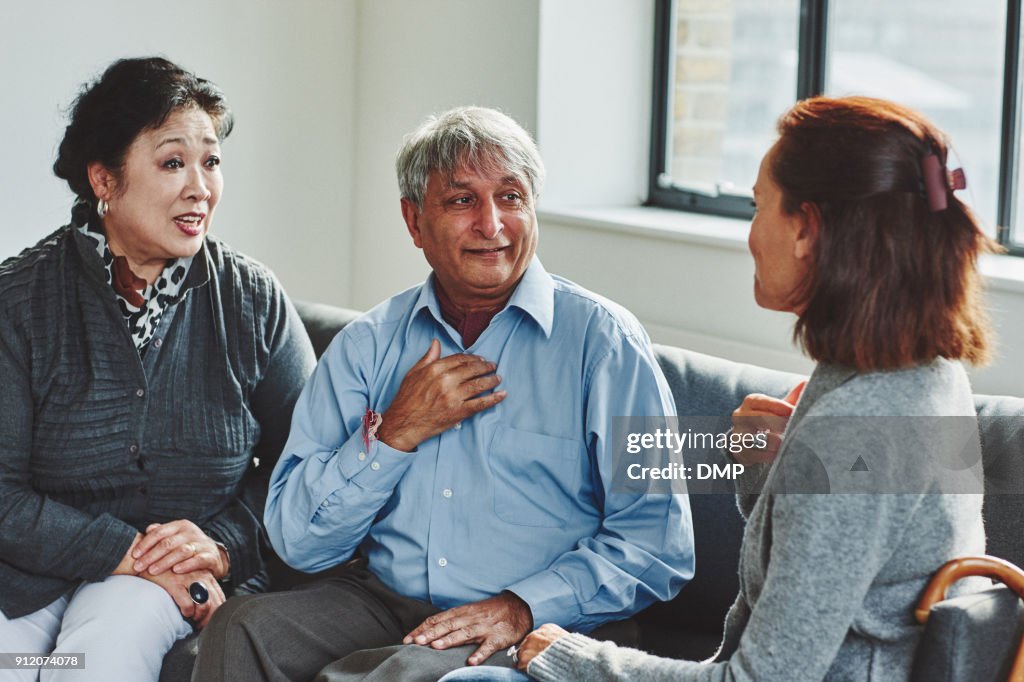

{"left": 153, "top": 338, "right": 162, "bottom": 349}
{"left": 438, "top": 557, "right": 448, "bottom": 567}
{"left": 129, "top": 444, "right": 139, "bottom": 455}
{"left": 136, "top": 388, "right": 145, "bottom": 398}
{"left": 442, "top": 488, "right": 453, "bottom": 498}
{"left": 322, "top": 500, "right": 330, "bottom": 508}
{"left": 358, "top": 452, "right": 367, "bottom": 461}
{"left": 371, "top": 462, "right": 381, "bottom": 471}
{"left": 454, "top": 422, "right": 462, "bottom": 430}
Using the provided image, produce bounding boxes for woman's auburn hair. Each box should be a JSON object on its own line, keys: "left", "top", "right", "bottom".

{"left": 772, "top": 96, "right": 998, "bottom": 370}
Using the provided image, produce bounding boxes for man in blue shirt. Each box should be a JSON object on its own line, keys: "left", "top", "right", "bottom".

{"left": 193, "top": 106, "right": 693, "bottom": 682}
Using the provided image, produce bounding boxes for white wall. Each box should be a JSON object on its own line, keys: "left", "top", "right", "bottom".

{"left": 1, "top": 0, "right": 355, "bottom": 304}
{"left": 5, "top": 0, "right": 1020, "bottom": 396}
{"left": 537, "top": 0, "right": 654, "bottom": 207}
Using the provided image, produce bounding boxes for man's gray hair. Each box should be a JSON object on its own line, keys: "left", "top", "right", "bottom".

{"left": 396, "top": 106, "right": 545, "bottom": 208}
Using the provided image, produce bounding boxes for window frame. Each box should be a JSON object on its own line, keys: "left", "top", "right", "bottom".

{"left": 647, "top": 0, "right": 1024, "bottom": 256}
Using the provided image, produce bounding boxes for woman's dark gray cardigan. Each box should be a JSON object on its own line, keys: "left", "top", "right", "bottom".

{"left": 0, "top": 226, "right": 316, "bottom": 618}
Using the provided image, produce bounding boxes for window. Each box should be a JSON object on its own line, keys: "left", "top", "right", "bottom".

{"left": 649, "top": 0, "right": 1024, "bottom": 254}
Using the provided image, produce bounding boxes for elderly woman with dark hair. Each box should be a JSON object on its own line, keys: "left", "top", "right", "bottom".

{"left": 0, "top": 57, "right": 314, "bottom": 680}
{"left": 443, "top": 96, "right": 995, "bottom": 681}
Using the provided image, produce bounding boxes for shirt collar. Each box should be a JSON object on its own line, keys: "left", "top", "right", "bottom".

{"left": 409, "top": 256, "right": 554, "bottom": 340}
{"left": 505, "top": 256, "right": 554, "bottom": 337}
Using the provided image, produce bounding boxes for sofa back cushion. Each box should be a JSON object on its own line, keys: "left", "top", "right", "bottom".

{"left": 640, "top": 345, "right": 803, "bottom": 633}
{"left": 294, "top": 301, "right": 362, "bottom": 357}
{"left": 976, "top": 396, "right": 1024, "bottom": 568}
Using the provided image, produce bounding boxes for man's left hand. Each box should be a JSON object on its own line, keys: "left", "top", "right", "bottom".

{"left": 403, "top": 592, "right": 533, "bottom": 665}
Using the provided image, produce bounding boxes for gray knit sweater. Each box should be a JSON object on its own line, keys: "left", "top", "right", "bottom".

{"left": 529, "top": 360, "right": 986, "bottom": 682}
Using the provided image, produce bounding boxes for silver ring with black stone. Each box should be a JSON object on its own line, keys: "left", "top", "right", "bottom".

{"left": 189, "top": 581, "right": 209, "bottom": 605}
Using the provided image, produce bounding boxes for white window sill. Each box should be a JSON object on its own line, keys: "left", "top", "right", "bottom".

{"left": 538, "top": 205, "right": 1024, "bottom": 296}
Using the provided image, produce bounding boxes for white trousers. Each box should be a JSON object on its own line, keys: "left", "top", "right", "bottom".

{"left": 0, "top": 575, "right": 192, "bottom": 682}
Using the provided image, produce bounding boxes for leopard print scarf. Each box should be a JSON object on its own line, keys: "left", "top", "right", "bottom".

{"left": 72, "top": 200, "right": 193, "bottom": 353}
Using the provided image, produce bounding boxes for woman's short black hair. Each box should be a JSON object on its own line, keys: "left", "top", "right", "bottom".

{"left": 53, "top": 57, "right": 234, "bottom": 201}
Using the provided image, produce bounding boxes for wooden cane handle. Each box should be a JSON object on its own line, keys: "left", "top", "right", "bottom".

{"left": 915, "top": 556, "right": 1024, "bottom": 682}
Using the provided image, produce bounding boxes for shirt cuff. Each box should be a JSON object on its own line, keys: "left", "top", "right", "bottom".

{"left": 335, "top": 436, "right": 415, "bottom": 493}
{"left": 506, "top": 569, "right": 581, "bottom": 629}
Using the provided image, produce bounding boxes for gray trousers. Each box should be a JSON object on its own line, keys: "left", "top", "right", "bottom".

{"left": 191, "top": 564, "right": 516, "bottom": 682}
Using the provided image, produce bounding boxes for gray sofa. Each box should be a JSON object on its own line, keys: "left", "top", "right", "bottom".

{"left": 160, "top": 301, "right": 1024, "bottom": 680}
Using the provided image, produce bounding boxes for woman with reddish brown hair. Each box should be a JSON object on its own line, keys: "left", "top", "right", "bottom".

{"left": 442, "top": 96, "right": 996, "bottom": 681}
{"left": 770, "top": 96, "right": 991, "bottom": 370}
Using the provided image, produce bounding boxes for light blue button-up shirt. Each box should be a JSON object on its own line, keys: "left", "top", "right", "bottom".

{"left": 266, "top": 259, "right": 694, "bottom": 631}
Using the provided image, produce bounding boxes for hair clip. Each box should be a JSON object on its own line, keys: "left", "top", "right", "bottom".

{"left": 949, "top": 168, "right": 967, "bottom": 191}
{"left": 922, "top": 153, "right": 967, "bottom": 212}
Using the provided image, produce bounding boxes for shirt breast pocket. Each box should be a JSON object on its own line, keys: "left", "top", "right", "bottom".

{"left": 488, "top": 425, "right": 582, "bottom": 528}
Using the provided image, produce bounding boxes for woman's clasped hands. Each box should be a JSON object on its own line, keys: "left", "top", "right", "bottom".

{"left": 129, "top": 520, "right": 230, "bottom": 628}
